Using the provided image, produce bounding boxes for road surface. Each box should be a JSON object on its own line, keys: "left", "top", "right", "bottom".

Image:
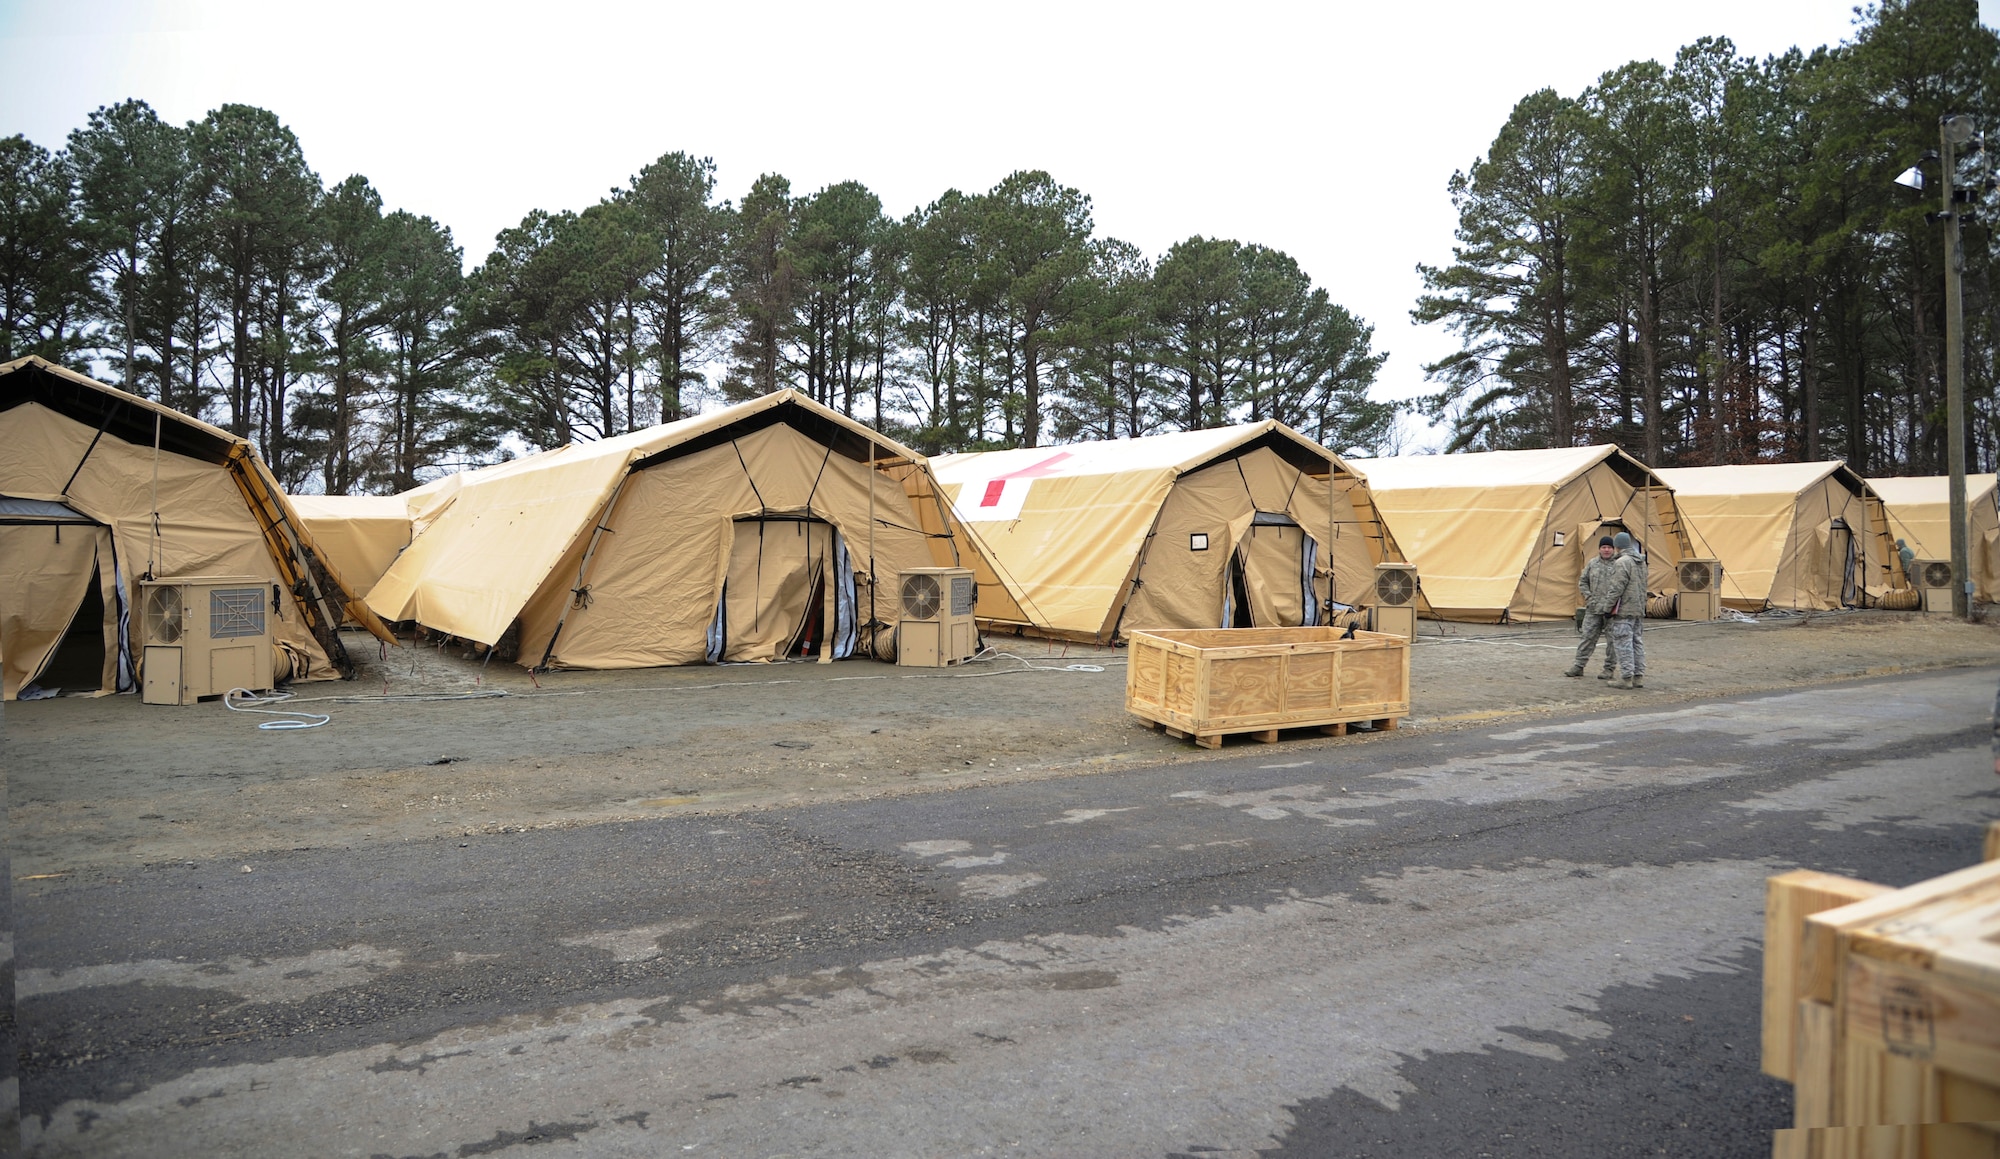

{"left": 13, "top": 668, "right": 1998, "bottom": 1157}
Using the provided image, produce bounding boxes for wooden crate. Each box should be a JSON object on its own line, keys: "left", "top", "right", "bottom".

{"left": 1838, "top": 862, "right": 2000, "bottom": 1091}
{"left": 1125, "top": 627, "right": 1411, "bottom": 749}
{"left": 1764, "top": 856, "right": 2000, "bottom": 1156}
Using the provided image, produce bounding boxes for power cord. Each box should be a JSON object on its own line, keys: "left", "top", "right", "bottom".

{"left": 223, "top": 688, "right": 332, "bottom": 731}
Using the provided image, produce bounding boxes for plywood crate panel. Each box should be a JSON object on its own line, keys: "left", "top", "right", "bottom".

{"left": 1126, "top": 627, "right": 1410, "bottom": 747}
{"left": 1764, "top": 860, "right": 2000, "bottom": 1153}
{"left": 1838, "top": 864, "right": 2000, "bottom": 1092}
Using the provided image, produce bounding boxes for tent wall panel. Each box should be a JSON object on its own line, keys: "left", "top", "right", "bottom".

{"left": 288, "top": 494, "right": 412, "bottom": 598}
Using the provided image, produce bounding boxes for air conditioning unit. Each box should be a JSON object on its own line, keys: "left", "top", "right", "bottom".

{"left": 1368, "top": 562, "right": 1419, "bottom": 640}
{"left": 1676, "top": 558, "right": 1723, "bottom": 621}
{"left": 1914, "top": 559, "right": 1955, "bottom": 613}
{"left": 895, "top": 567, "right": 978, "bottom": 667}
{"left": 141, "top": 575, "right": 277, "bottom": 705}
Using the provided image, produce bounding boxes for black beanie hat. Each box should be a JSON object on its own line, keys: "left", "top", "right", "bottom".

{"left": 1598, "top": 535, "right": 1615, "bottom": 547}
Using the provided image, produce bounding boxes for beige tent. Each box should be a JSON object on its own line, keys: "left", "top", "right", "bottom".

{"left": 367, "top": 389, "right": 1012, "bottom": 669}
{"left": 929, "top": 423, "right": 1402, "bottom": 643}
{"left": 1349, "top": 445, "right": 1698, "bottom": 623}
{"left": 288, "top": 494, "right": 413, "bottom": 598}
{"left": 0, "top": 356, "right": 391, "bottom": 700}
{"left": 1655, "top": 462, "right": 1906, "bottom": 611}
{"left": 1868, "top": 473, "right": 2000, "bottom": 604}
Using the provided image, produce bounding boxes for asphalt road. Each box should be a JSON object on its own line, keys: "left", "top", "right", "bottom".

{"left": 11, "top": 668, "right": 1999, "bottom": 1158}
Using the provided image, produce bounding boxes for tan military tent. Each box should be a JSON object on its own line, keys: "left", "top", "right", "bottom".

{"left": 1655, "top": 462, "right": 1905, "bottom": 611}
{"left": 367, "top": 389, "right": 1010, "bottom": 669}
{"left": 288, "top": 494, "right": 413, "bottom": 598}
{"left": 1868, "top": 473, "right": 2000, "bottom": 604}
{"left": 1349, "top": 445, "right": 1698, "bottom": 623}
{"left": 0, "top": 356, "right": 390, "bottom": 700}
{"left": 929, "top": 423, "right": 1402, "bottom": 643}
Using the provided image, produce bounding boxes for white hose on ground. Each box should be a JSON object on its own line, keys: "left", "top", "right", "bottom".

{"left": 969, "top": 646, "right": 1109, "bottom": 673}
{"left": 223, "top": 688, "right": 332, "bottom": 731}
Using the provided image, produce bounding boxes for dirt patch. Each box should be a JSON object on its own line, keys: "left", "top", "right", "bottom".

{"left": 7, "top": 611, "right": 1997, "bottom": 882}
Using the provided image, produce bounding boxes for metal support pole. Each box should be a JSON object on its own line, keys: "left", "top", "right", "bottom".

{"left": 1943, "top": 116, "right": 1972, "bottom": 620}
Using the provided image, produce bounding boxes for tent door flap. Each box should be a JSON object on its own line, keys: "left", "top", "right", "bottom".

{"left": 1232, "top": 515, "right": 1310, "bottom": 628}
{"left": 714, "top": 517, "right": 856, "bottom": 663}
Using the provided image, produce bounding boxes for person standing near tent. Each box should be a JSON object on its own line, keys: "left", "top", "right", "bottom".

{"left": 1609, "top": 531, "right": 1648, "bottom": 689}
{"left": 1897, "top": 538, "right": 1918, "bottom": 586}
{"left": 1566, "top": 536, "right": 1623, "bottom": 679}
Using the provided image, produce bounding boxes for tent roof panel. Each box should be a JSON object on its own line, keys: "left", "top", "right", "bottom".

{"left": 932, "top": 422, "right": 1337, "bottom": 484}
{"left": 1867, "top": 474, "right": 2000, "bottom": 507}
{"left": 1348, "top": 444, "right": 1626, "bottom": 490}
{"left": 1655, "top": 461, "right": 1850, "bottom": 497}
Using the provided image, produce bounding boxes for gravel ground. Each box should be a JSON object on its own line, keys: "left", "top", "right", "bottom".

{"left": 5, "top": 609, "right": 1996, "bottom": 884}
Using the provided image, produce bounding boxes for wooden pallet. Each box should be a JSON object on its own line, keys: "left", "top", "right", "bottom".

{"left": 1141, "top": 715, "right": 1401, "bottom": 749}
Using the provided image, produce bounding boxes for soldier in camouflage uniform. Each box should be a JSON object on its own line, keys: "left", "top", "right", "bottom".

{"left": 1614, "top": 531, "right": 1647, "bottom": 682}
{"left": 1608, "top": 533, "right": 1649, "bottom": 689}
{"left": 1566, "top": 536, "right": 1623, "bottom": 678}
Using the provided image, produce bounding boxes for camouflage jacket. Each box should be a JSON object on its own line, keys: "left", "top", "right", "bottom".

{"left": 1612, "top": 548, "right": 1649, "bottom": 617}
{"left": 1578, "top": 555, "right": 1626, "bottom": 615}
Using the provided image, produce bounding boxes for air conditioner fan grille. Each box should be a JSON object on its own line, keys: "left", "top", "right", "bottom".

{"left": 1375, "top": 568, "right": 1416, "bottom": 607}
{"left": 901, "top": 573, "right": 943, "bottom": 620}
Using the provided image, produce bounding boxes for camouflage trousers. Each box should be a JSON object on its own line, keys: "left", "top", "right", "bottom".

{"left": 1611, "top": 616, "right": 1645, "bottom": 678}
{"left": 1575, "top": 612, "right": 1615, "bottom": 673}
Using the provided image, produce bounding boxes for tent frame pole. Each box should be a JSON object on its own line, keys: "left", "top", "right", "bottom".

{"left": 867, "top": 440, "right": 877, "bottom": 659}
{"left": 1326, "top": 465, "right": 1335, "bottom": 625}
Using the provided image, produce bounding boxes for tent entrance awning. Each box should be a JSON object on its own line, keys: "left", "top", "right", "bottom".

{"left": 0, "top": 495, "right": 97, "bottom": 524}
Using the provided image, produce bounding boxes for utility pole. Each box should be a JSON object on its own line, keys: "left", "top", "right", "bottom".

{"left": 1941, "top": 115, "right": 1973, "bottom": 620}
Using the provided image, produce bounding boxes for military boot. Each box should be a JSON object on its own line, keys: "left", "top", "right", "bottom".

{"left": 1610, "top": 676, "right": 1637, "bottom": 690}
{"left": 1563, "top": 666, "right": 1584, "bottom": 677}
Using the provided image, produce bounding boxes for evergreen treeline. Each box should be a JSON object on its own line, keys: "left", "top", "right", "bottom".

{"left": 1418, "top": 0, "right": 2000, "bottom": 473}
{"left": 0, "top": 113, "right": 1389, "bottom": 493}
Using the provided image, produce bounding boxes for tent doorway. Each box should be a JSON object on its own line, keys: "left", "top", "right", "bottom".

{"left": 0, "top": 506, "right": 128, "bottom": 698}
{"left": 39, "top": 563, "right": 106, "bottom": 691}
{"left": 1827, "top": 519, "right": 1858, "bottom": 606}
{"left": 1224, "top": 513, "right": 1320, "bottom": 628}
{"left": 709, "top": 516, "right": 858, "bottom": 663}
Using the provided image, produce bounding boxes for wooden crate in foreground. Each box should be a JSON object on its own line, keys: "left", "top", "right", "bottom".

{"left": 1125, "top": 627, "right": 1410, "bottom": 749}
{"left": 1763, "top": 827, "right": 2000, "bottom": 1157}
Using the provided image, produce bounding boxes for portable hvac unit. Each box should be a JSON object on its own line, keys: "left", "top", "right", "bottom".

{"left": 1368, "top": 563, "right": 1419, "bottom": 640}
{"left": 895, "top": 567, "right": 978, "bottom": 667}
{"left": 1914, "top": 559, "right": 1955, "bottom": 613}
{"left": 140, "top": 575, "right": 277, "bottom": 705}
{"left": 1675, "top": 558, "right": 1723, "bottom": 621}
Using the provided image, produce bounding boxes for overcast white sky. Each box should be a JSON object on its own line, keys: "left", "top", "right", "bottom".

{"left": 4, "top": 0, "right": 1994, "bottom": 442}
